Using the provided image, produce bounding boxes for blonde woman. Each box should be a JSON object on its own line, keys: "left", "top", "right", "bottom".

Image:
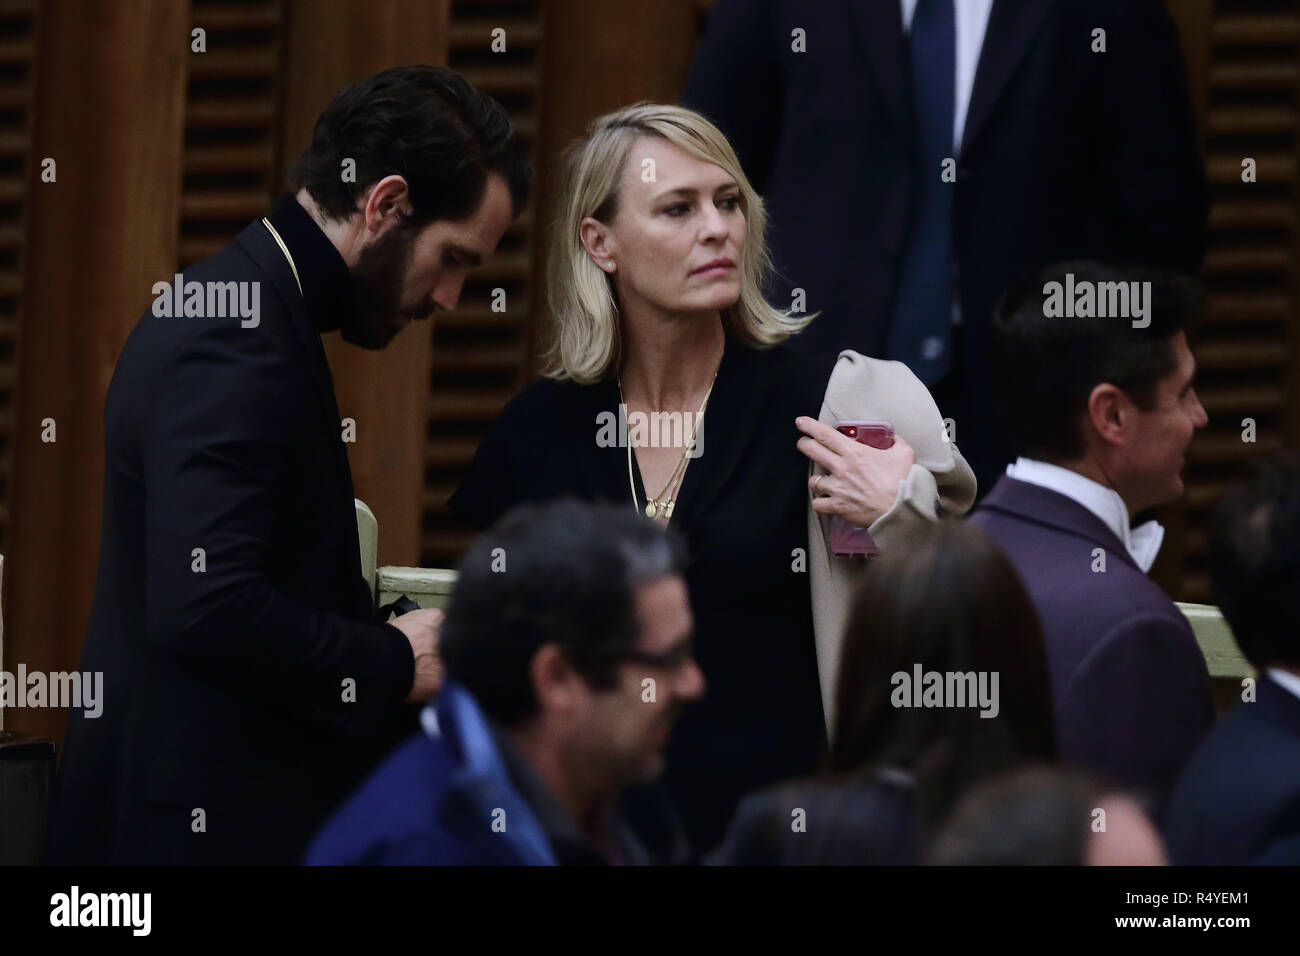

{"left": 450, "top": 104, "right": 975, "bottom": 855}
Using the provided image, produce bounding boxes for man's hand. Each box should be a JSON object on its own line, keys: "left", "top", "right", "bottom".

{"left": 388, "top": 608, "right": 445, "bottom": 702}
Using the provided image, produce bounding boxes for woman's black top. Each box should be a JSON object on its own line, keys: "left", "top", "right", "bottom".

{"left": 449, "top": 333, "right": 834, "bottom": 854}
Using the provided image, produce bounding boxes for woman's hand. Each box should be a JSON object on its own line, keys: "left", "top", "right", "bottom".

{"left": 796, "top": 417, "right": 916, "bottom": 528}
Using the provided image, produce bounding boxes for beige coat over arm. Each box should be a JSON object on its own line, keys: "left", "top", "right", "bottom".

{"left": 807, "top": 350, "right": 978, "bottom": 735}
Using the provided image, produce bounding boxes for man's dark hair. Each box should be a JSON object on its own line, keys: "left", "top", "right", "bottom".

{"left": 990, "top": 260, "right": 1204, "bottom": 462}
{"left": 439, "top": 499, "right": 686, "bottom": 727}
{"left": 288, "top": 65, "right": 531, "bottom": 225}
{"left": 928, "top": 767, "right": 1104, "bottom": 866}
{"left": 1209, "top": 452, "right": 1300, "bottom": 670}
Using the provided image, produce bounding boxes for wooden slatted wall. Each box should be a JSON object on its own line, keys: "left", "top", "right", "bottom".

{"left": 0, "top": 0, "right": 34, "bottom": 556}
{"left": 1181, "top": 0, "right": 1300, "bottom": 601}
{"left": 421, "top": 0, "right": 543, "bottom": 565}
{"left": 180, "top": 0, "right": 286, "bottom": 269}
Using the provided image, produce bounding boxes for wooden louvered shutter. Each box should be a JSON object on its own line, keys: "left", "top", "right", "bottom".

{"left": 180, "top": 0, "right": 286, "bottom": 269}
{"left": 0, "top": 0, "right": 35, "bottom": 554}
{"left": 1175, "top": 0, "right": 1300, "bottom": 602}
{"left": 421, "top": 0, "right": 543, "bottom": 565}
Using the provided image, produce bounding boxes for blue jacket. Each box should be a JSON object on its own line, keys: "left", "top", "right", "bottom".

{"left": 304, "top": 682, "right": 557, "bottom": 865}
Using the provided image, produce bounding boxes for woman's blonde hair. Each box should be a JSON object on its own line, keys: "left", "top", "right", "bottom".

{"left": 540, "top": 103, "right": 810, "bottom": 383}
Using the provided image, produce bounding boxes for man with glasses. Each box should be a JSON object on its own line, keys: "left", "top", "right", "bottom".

{"left": 306, "top": 499, "right": 705, "bottom": 865}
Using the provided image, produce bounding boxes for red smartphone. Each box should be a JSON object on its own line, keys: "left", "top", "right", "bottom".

{"left": 828, "top": 421, "right": 894, "bottom": 558}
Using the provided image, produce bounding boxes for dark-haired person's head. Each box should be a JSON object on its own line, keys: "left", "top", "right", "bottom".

{"left": 288, "top": 65, "right": 531, "bottom": 349}
{"left": 1209, "top": 452, "right": 1300, "bottom": 672}
{"left": 830, "top": 519, "right": 1056, "bottom": 832}
{"left": 929, "top": 767, "right": 1167, "bottom": 866}
{"left": 991, "top": 260, "right": 1208, "bottom": 515}
{"left": 439, "top": 499, "right": 705, "bottom": 791}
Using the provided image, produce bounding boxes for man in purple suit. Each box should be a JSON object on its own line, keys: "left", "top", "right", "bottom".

{"left": 970, "top": 260, "right": 1213, "bottom": 817}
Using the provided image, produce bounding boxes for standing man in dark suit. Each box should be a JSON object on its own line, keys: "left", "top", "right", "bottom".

{"left": 1165, "top": 453, "right": 1300, "bottom": 864}
{"left": 43, "top": 66, "right": 531, "bottom": 864}
{"left": 970, "top": 261, "right": 1213, "bottom": 818}
{"left": 681, "top": 0, "right": 1207, "bottom": 491}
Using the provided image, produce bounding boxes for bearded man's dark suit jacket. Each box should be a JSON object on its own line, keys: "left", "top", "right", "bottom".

{"left": 970, "top": 477, "right": 1214, "bottom": 817}
{"left": 42, "top": 195, "right": 417, "bottom": 865}
{"left": 682, "top": 0, "right": 1208, "bottom": 491}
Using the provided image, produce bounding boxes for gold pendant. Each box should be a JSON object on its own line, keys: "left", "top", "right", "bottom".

{"left": 645, "top": 500, "right": 658, "bottom": 518}
{"left": 663, "top": 500, "right": 675, "bottom": 518}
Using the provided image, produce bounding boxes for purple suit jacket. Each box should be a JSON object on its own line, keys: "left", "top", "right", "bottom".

{"left": 970, "top": 476, "right": 1214, "bottom": 816}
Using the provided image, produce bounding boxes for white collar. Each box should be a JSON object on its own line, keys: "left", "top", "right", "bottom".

{"left": 1266, "top": 668, "right": 1300, "bottom": 703}
{"left": 1005, "top": 458, "right": 1165, "bottom": 573}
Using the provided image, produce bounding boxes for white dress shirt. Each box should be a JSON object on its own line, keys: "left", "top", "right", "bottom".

{"left": 1267, "top": 668, "right": 1300, "bottom": 703}
{"left": 899, "top": 0, "right": 995, "bottom": 154}
{"left": 1005, "top": 458, "right": 1166, "bottom": 573}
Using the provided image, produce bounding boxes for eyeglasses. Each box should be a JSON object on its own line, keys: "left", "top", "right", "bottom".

{"left": 620, "top": 642, "right": 695, "bottom": 672}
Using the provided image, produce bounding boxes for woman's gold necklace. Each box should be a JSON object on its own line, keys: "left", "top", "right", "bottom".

{"left": 618, "top": 370, "right": 717, "bottom": 521}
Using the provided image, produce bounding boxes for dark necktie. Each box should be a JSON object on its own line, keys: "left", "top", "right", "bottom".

{"left": 885, "top": 0, "right": 955, "bottom": 385}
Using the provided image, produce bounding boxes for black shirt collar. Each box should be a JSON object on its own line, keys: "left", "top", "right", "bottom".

{"left": 488, "top": 719, "right": 650, "bottom": 865}
{"left": 264, "top": 193, "right": 356, "bottom": 334}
